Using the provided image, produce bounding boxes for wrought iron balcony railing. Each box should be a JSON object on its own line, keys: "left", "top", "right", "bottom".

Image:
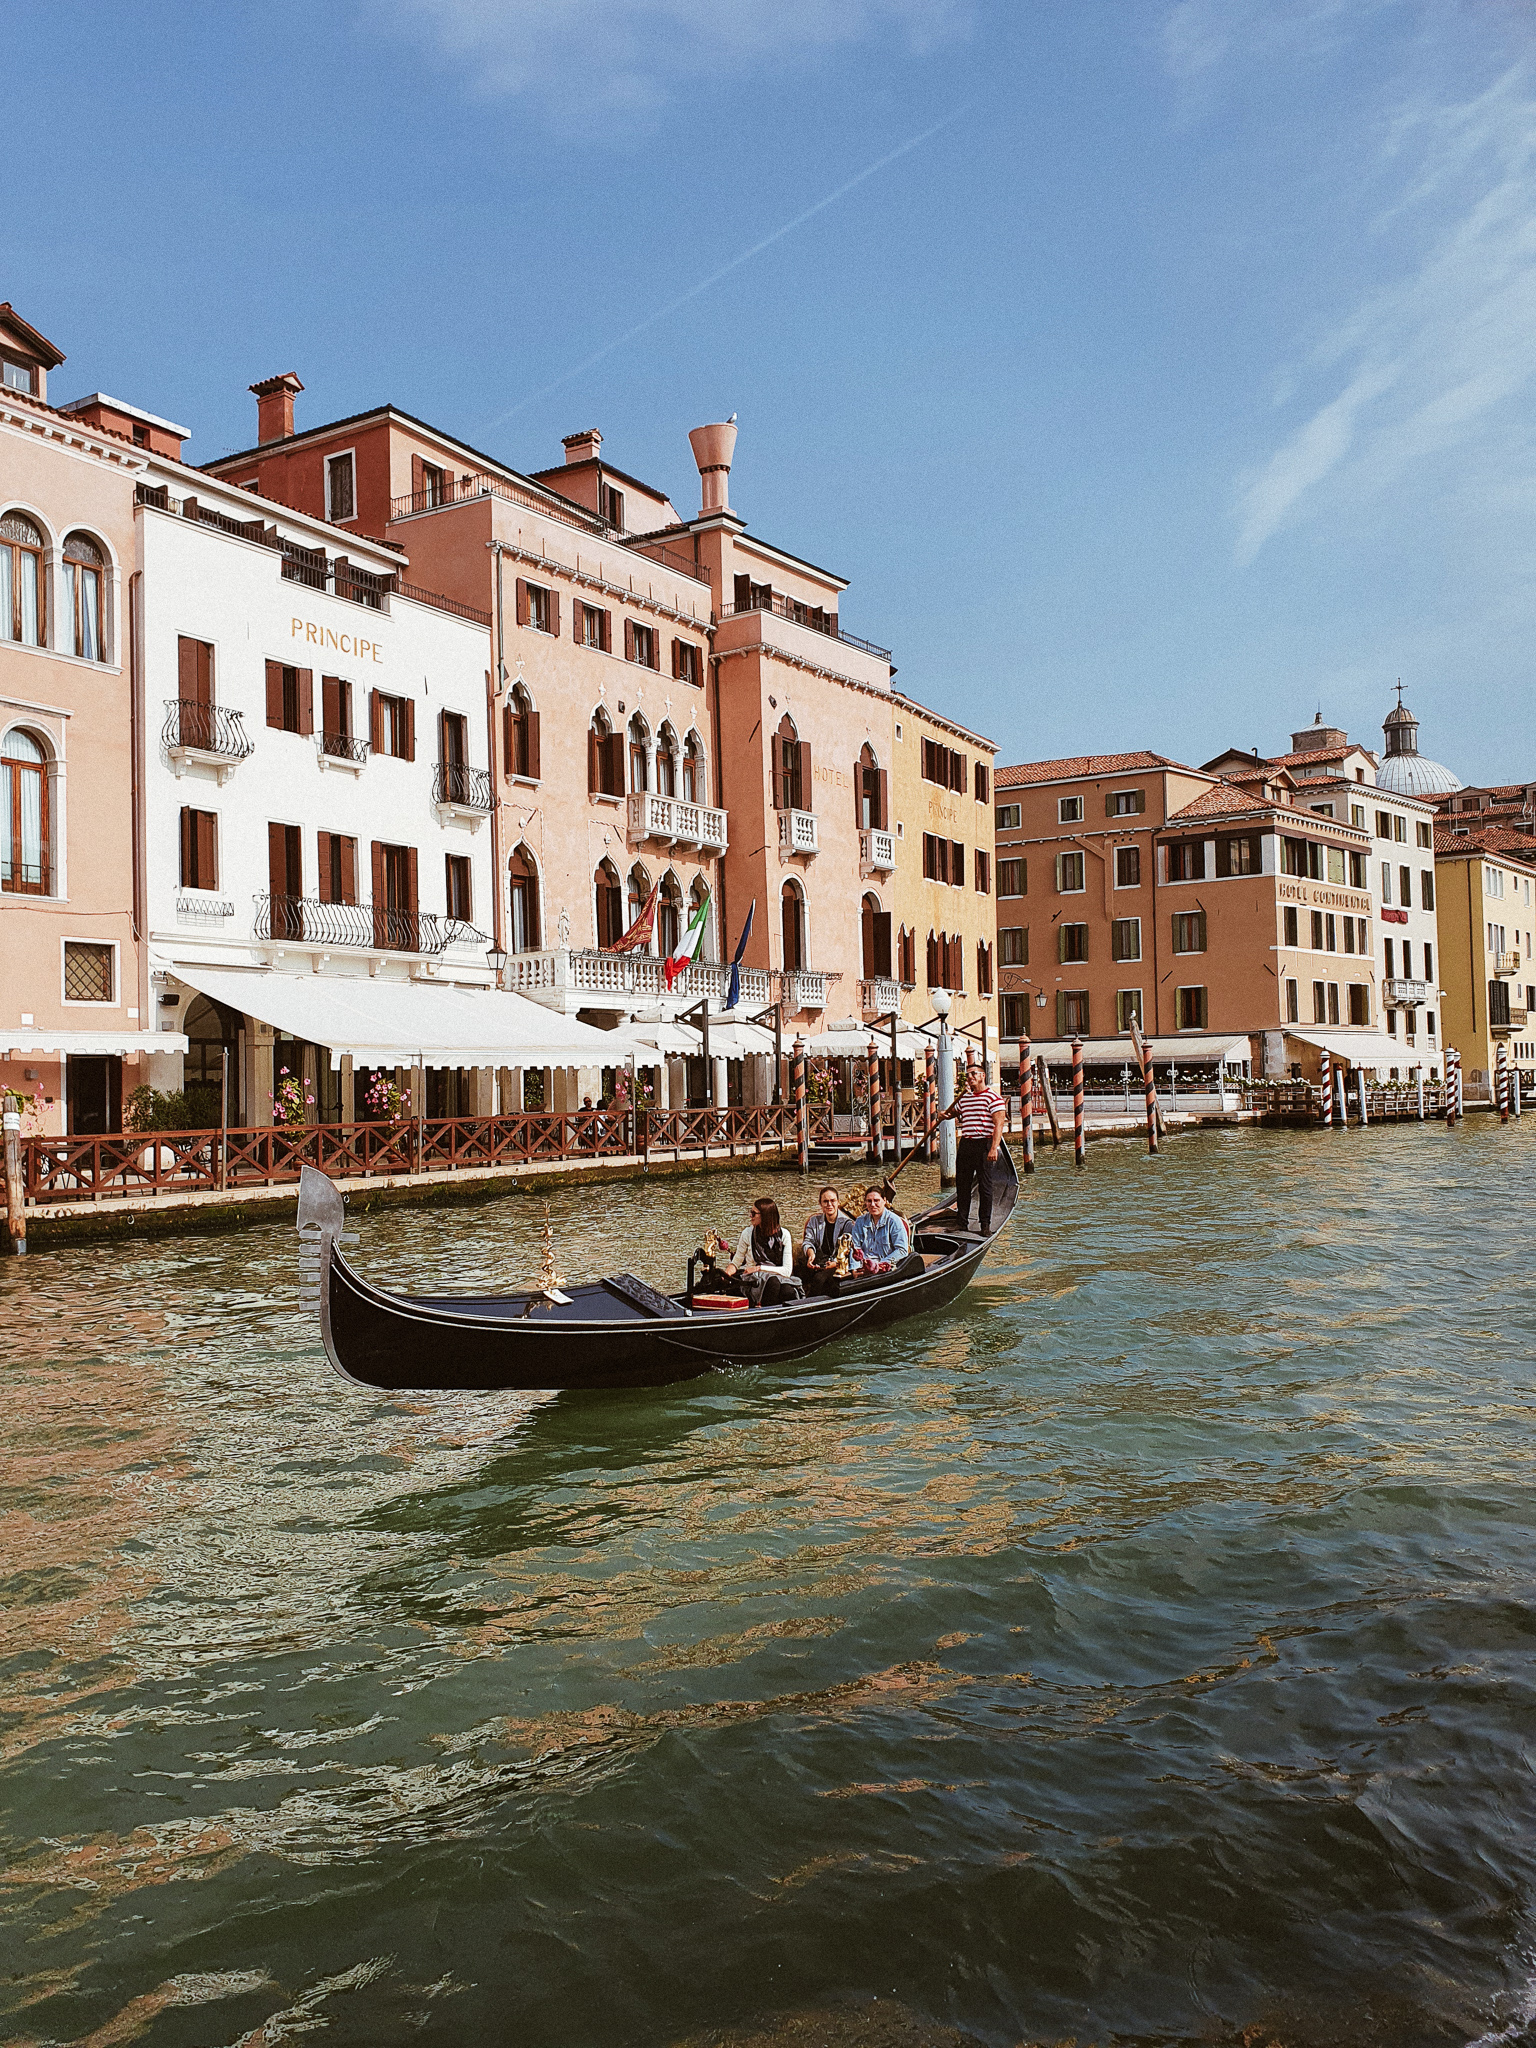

{"left": 320, "top": 730, "right": 369, "bottom": 766}
{"left": 163, "top": 699, "right": 255, "bottom": 760}
{"left": 254, "top": 893, "right": 485, "bottom": 957}
{"left": 1, "top": 857, "right": 51, "bottom": 895}
{"left": 718, "top": 595, "right": 892, "bottom": 662}
{"left": 433, "top": 761, "right": 493, "bottom": 812}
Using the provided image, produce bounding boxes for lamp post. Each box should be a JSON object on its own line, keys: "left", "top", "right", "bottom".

{"left": 933, "top": 988, "right": 956, "bottom": 1187}
{"left": 486, "top": 943, "right": 508, "bottom": 987}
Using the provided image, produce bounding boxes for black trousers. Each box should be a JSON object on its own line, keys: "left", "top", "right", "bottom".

{"left": 955, "top": 1137, "right": 994, "bottom": 1233}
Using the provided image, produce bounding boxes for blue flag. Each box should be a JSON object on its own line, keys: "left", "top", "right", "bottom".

{"left": 726, "top": 900, "right": 756, "bottom": 1009}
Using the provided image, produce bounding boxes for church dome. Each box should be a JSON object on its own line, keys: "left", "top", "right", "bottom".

{"left": 1377, "top": 688, "right": 1462, "bottom": 796}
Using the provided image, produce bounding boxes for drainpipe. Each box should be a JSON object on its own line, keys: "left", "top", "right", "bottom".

{"left": 1467, "top": 860, "right": 1477, "bottom": 1042}
{"left": 129, "top": 569, "right": 148, "bottom": 1028}
{"left": 711, "top": 652, "right": 729, "bottom": 983}
{"left": 488, "top": 544, "right": 507, "bottom": 969}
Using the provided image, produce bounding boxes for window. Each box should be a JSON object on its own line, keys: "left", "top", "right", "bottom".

{"left": 1107, "top": 789, "right": 1145, "bottom": 817}
{"left": 856, "top": 744, "right": 885, "bottom": 829}
{"left": 63, "top": 940, "right": 113, "bottom": 1004}
{"left": 925, "top": 929, "right": 964, "bottom": 990}
{"left": 657, "top": 873, "right": 683, "bottom": 958}
{"left": 1112, "top": 917, "right": 1141, "bottom": 962}
{"left": 1281, "top": 837, "right": 1324, "bottom": 879}
{"left": 418, "top": 461, "right": 446, "bottom": 507}
{"left": 594, "top": 858, "right": 623, "bottom": 947}
{"left": 178, "top": 806, "right": 218, "bottom": 889}
{"left": 1325, "top": 914, "right": 1337, "bottom": 951}
{"left": 1057, "top": 989, "right": 1090, "bottom": 1035}
{"left": 1312, "top": 980, "right": 1326, "bottom": 1022}
{"left": 782, "top": 883, "right": 806, "bottom": 971}
{"left": 1379, "top": 863, "right": 1393, "bottom": 904}
{"left": 1310, "top": 803, "right": 1336, "bottom": 819}
{"left": 1116, "top": 989, "right": 1143, "bottom": 1031}
{"left": 445, "top": 853, "right": 473, "bottom": 924}
{"left": 1216, "top": 834, "right": 1260, "bottom": 877}
{"left": 922, "top": 739, "right": 967, "bottom": 790}
{"left": 577, "top": 602, "right": 610, "bottom": 651}
{"left": 1486, "top": 866, "right": 1506, "bottom": 899}
{"left": 525, "top": 582, "right": 553, "bottom": 635}
{"left": 1424, "top": 942, "right": 1433, "bottom": 983}
{"left": 655, "top": 722, "right": 678, "bottom": 798}
{"left": 998, "top": 857, "right": 1026, "bottom": 897}
{"left": 1056, "top": 851, "right": 1085, "bottom": 893}
{"left": 672, "top": 638, "right": 701, "bottom": 685}
{"left": 318, "top": 675, "right": 354, "bottom": 758}
{"left": 370, "top": 689, "right": 413, "bottom": 760}
{"left": 1349, "top": 851, "right": 1366, "bottom": 888}
{"left": 775, "top": 716, "right": 807, "bottom": 811}
{"left": 1488, "top": 921, "right": 1506, "bottom": 953}
{"left": 62, "top": 533, "right": 104, "bottom": 660}
{"left": 628, "top": 714, "right": 650, "bottom": 793}
{"left": 1172, "top": 911, "right": 1206, "bottom": 954}
{"left": 1384, "top": 937, "right": 1395, "bottom": 977}
{"left": 995, "top": 802, "right": 1021, "bottom": 831}
{"left": 976, "top": 941, "right": 993, "bottom": 995}
{"left": 1417, "top": 821, "right": 1432, "bottom": 849}
{"left": 1001, "top": 994, "right": 1029, "bottom": 1037}
{"left": 1058, "top": 923, "right": 1088, "bottom": 963}
{"left": 898, "top": 925, "right": 917, "bottom": 984}
{"left": 2, "top": 727, "right": 49, "bottom": 893}
{"left": 503, "top": 684, "right": 540, "bottom": 779}
{"left": 1399, "top": 865, "right": 1412, "bottom": 908}
{"left": 601, "top": 482, "right": 625, "bottom": 528}
{"left": 682, "top": 731, "right": 706, "bottom": 804}
{"left": 326, "top": 452, "right": 356, "bottom": 522}
{"left": 922, "top": 833, "right": 950, "bottom": 884}
{"left": 2, "top": 356, "right": 36, "bottom": 394}
{"left": 1351, "top": 804, "right": 1366, "bottom": 829}
{"left": 1285, "top": 977, "right": 1299, "bottom": 1022}
{"left": 371, "top": 839, "right": 419, "bottom": 951}
{"left": 1115, "top": 845, "right": 1141, "bottom": 888}
{"left": 1000, "top": 926, "right": 1028, "bottom": 966}
{"left": 1420, "top": 870, "right": 1435, "bottom": 910}
{"left": 1310, "top": 910, "right": 1324, "bottom": 949}
{"left": 625, "top": 620, "right": 658, "bottom": 669}
{"left": 1165, "top": 840, "right": 1205, "bottom": 881}
{"left": 1, "top": 511, "right": 45, "bottom": 646}
{"left": 1174, "top": 985, "right": 1207, "bottom": 1030}
{"left": 1327, "top": 982, "right": 1340, "bottom": 1025}
{"left": 1343, "top": 919, "right": 1355, "bottom": 956}
{"left": 1284, "top": 906, "right": 1299, "bottom": 946}
{"left": 589, "top": 710, "right": 623, "bottom": 797}
{"left": 1394, "top": 815, "right": 1407, "bottom": 843}
{"left": 1376, "top": 810, "right": 1392, "bottom": 839}
{"left": 974, "top": 849, "right": 990, "bottom": 894}
{"left": 317, "top": 831, "right": 357, "bottom": 905}
{"left": 1058, "top": 794, "right": 1084, "bottom": 824}
{"left": 266, "top": 660, "right": 312, "bottom": 736}
{"left": 1348, "top": 984, "right": 1370, "bottom": 1026}
{"left": 1326, "top": 847, "right": 1345, "bottom": 885}
{"left": 974, "top": 762, "right": 990, "bottom": 804}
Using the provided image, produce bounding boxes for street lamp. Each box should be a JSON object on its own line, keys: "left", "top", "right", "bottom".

{"left": 486, "top": 944, "right": 508, "bottom": 987}
{"left": 931, "top": 989, "right": 956, "bottom": 1185}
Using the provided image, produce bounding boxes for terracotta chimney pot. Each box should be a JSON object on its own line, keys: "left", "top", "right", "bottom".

{"left": 689, "top": 418, "right": 737, "bottom": 514}
{"left": 249, "top": 371, "right": 304, "bottom": 445}
{"left": 562, "top": 429, "right": 602, "bottom": 464}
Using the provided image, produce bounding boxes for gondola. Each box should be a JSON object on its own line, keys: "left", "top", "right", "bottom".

{"left": 295, "top": 1146, "right": 1018, "bottom": 1393}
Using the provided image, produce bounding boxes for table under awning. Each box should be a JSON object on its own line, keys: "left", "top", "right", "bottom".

{"left": 162, "top": 961, "right": 639, "bottom": 1069}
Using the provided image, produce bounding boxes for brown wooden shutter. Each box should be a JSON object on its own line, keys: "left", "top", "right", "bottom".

{"left": 411, "top": 453, "right": 424, "bottom": 497}
{"left": 796, "top": 741, "right": 811, "bottom": 810}
{"left": 370, "top": 839, "right": 385, "bottom": 946}
{"left": 549, "top": 590, "right": 560, "bottom": 638}
{"left": 503, "top": 703, "right": 515, "bottom": 775}
{"left": 671, "top": 637, "right": 681, "bottom": 680}
{"left": 438, "top": 707, "right": 448, "bottom": 765}
{"left": 178, "top": 636, "right": 196, "bottom": 700}
{"left": 322, "top": 676, "right": 339, "bottom": 735}
{"left": 179, "top": 806, "right": 193, "bottom": 886}
{"left": 734, "top": 573, "right": 751, "bottom": 611}
{"left": 624, "top": 618, "right": 636, "bottom": 662}
{"left": 588, "top": 727, "right": 599, "bottom": 793}
{"left": 317, "top": 831, "right": 333, "bottom": 903}
{"left": 876, "top": 768, "right": 888, "bottom": 831}
{"left": 954, "top": 839, "right": 965, "bottom": 883}
{"left": 403, "top": 697, "right": 415, "bottom": 762}
{"left": 293, "top": 669, "right": 311, "bottom": 736}
{"left": 854, "top": 767, "right": 864, "bottom": 827}
{"left": 600, "top": 608, "right": 612, "bottom": 652}
{"left": 198, "top": 811, "right": 217, "bottom": 889}
{"left": 405, "top": 845, "right": 419, "bottom": 919}
{"left": 527, "top": 709, "right": 540, "bottom": 780}
{"left": 268, "top": 821, "right": 286, "bottom": 905}
{"left": 340, "top": 836, "right": 356, "bottom": 905}
{"left": 605, "top": 732, "right": 625, "bottom": 795}
{"left": 266, "top": 659, "right": 284, "bottom": 729}
{"left": 515, "top": 578, "right": 529, "bottom": 626}
{"left": 369, "top": 688, "right": 383, "bottom": 753}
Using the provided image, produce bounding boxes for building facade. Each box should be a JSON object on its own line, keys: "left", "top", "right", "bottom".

{"left": 1433, "top": 830, "right": 1536, "bottom": 1098}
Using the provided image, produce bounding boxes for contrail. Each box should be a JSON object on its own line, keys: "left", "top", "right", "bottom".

{"left": 488, "top": 107, "right": 965, "bottom": 428}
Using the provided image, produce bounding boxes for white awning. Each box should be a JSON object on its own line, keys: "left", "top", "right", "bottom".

{"left": 803, "top": 1025, "right": 933, "bottom": 1059}
{"left": 162, "top": 961, "right": 636, "bottom": 1068}
{"left": 1019, "top": 1034, "right": 1253, "bottom": 1065}
{"left": 0, "top": 1028, "right": 188, "bottom": 1057}
{"left": 1286, "top": 1028, "right": 1430, "bottom": 1067}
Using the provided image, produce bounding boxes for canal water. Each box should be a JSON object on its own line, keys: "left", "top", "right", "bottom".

{"left": 2, "top": 1123, "right": 1533, "bottom": 2048}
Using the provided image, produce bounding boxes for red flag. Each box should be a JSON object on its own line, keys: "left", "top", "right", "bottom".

{"left": 609, "top": 882, "right": 659, "bottom": 954}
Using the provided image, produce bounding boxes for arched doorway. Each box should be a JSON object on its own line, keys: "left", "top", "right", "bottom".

{"left": 781, "top": 880, "right": 806, "bottom": 971}
{"left": 658, "top": 870, "right": 682, "bottom": 957}
{"left": 856, "top": 742, "right": 885, "bottom": 830}
{"left": 861, "top": 892, "right": 891, "bottom": 980}
{"left": 508, "top": 843, "right": 541, "bottom": 952}
{"left": 683, "top": 731, "right": 705, "bottom": 805}
{"left": 183, "top": 992, "right": 243, "bottom": 1124}
{"left": 655, "top": 722, "right": 678, "bottom": 797}
{"left": 594, "top": 858, "right": 623, "bottom": 948}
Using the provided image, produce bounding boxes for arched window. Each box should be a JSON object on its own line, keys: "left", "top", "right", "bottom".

{"left": 683, "top": 730, "right": 706, "bottom": 806}
{"left": 655, "top": 721, "right": 678, "bottom": 798}
{"left": 62, "top": 532, "right": 105, "bottom": 661}
{"left": 2, "top": 728, "right": 49, "bottom": 894}
{"left": 658, "top": 870, "right": 683, "bottom": 957}
{"left": 861, "top": 891, "right": 892, "bottom": 981}
{"left": 781, "top": 879, "right": 806, "bottom": 971}
{"left": 505, "top": 682, "right": 539, "bottom": 780}
{"left": 628, "top": 712, "right": 650, "bottom": 794}
{"left": 1, "top": 512, "right": 45, "bottom": 648}
{"left": 588, "top": 708, "right": 622, "bottom": 796}
{"left": 774, "top": 714, "right": 805, "bottom": 812}
{"left": 688, "top": 876, "right": 713, "bottom": 961}
{"left": 508, "top": 843, "right": 541, "bottom": 953}
{"left": 594, "top": 857, "right": 623, "bottom": 948}
{"left": 627, "top": 861, "right": 653, "bottom": 938}
{"left": 856, "top": 742, "right": 885, "bottom": 830}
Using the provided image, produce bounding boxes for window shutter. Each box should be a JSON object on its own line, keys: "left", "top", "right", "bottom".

{"left": 734, "top": 573, "right": 751, "bottom": 612}
{"left": 624, "top": 618, "right": 635, "bottom": 662}
{"left": 876, "top": 768, "right": 888, "bottom": 831}
{"left": 318, "top": 832, "right": 333, "bottom": 904}
{"left": 503, "top": 703, "right": 515, "bottom": 775}
{"left": 598, "top": 608, "right": 611, "bottom": 652}
{"left": 268, "top": 822, "right": 287, "bottom": 905}
{"left": 322, "top": 676, "right": 339, "bottom": 734}
{"left": 406, "top": 845, "right": 419, "bottom": 918}
{"left": 297, "top": 669, "right": 313, "bottom": 736}
{"left": 588, "top": 727, "right": 599, "bottom": 793}
{"left": 527, "top": 709, "right": 540, "bottom": 780}
{"left": 439, "top": 707, "right": 448, "bottom": 764}
{"left": 411, "top": 453, "right": 424, "bottom": 497}
{"left": 179, "top": 806, "right": 192, "bottom": 886}
{"left": 796, "top": 741, "right": 811, "bottom": 810}
{"left": 953, "top": 840, "right": 965, "bottom": 882}
{"left": 515, "top": 578, "right": 529, "bottom": 627}
{"left": 178, "top": 636, "right": 197, "bottom": 701}
{"left": 549, "top": 590, "right": 560, "bottom": 639}
{"left": 404, "top": 697, "right": 415, "bottom": 762}
{"left": 874, "top": 911, "right": 892, "bottom": 978}
{"left": 265, "top": 660, "right": 284, "bottom": 729}
{"left": 369, "top": 689, "right": 383, "bottom": 753}
{"left": 672, "top": 637, "right": 682, "bottom": 680}
{"left": 606, "top": 732, "right": 625, "bottom": 795}
{"left": 854, "top": 767, "right": 865, "bottom": 828}
{"left": 198, "top": 811, "right": 217, "bottom": 888}
{"left": 340, "top": 836, "right": 356, "bottom": 905}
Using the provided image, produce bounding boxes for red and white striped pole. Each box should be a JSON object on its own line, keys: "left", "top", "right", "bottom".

{"left": 1497, "top": 1040, "right": 1509, "bottom": 1123}
{"left": 923, "top": 1041, "right": 936, "bottom": 1161}
{"left": 1071, "top": 1034, "right": 1086, "bottom": 1167}
{"left": 1320, "top": 1048, "right": 1333, "bottom": 1129}
{"left": 1019, "top": 1034, "right": 1035, "bottom": 1174}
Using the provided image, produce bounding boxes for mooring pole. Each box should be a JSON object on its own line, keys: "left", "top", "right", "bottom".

{"left": 793, "top": 1036, "right": 808, "bottom": 1173}
{"left": 1320, "top": 1048, "right": 1333, "bottom": 1129}
{"left": 1514, "top": 1065, "right": 1523, "bottom": 1118}
{"left": 1416, "top": 1066, "right": 1424, "bottom": 1121}
{"left": 1356, "top": 1069, "right": 1368, "bottom": 1126}
{"left": 1036, "top": 1054, "right": 1062, "bottom": 1149}
{"left": 219, "top": 1044, "right": 229, "bottom": 1192}
{"left": 1019, "top": 1033, "right": 1035, "bottom": 1174}
{"left": 1335, "top": 1066, "right": 1348, "bottom": 1129}
{"left": 1445, "top": 1049, "right": 1456, "bottom": 1127}
{"left": 4, "top": 1110, "right": 25, "bottom": 1257}
{"left": 1130, "top": 1018, "right": 1158, "bottom": 1156}
{"left": 1497, "top": 1040, "right": 1509, "bottom": 1123}
{"left": 1071, "top": 1034, "right": 1086, "bottom": 1167}
{"left": 923, "top": 1041, "right": 936, "bottom": 1162}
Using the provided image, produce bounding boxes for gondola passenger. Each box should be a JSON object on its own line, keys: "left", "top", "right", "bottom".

{"left": 849, "top": 1186, "right": 910, "bottom": 1274}
{"left": 797, "top": 1185, "right": 853, "bottom": 1295}
{"left": 720, "top": 1197, "right": 799, "bottom": 1306}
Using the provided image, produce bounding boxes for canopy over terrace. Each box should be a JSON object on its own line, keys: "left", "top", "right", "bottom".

{"left": 1286, "top": 1028, "right": 1432, "bottom": 1072}
{"left": 1014, "top": 1034, "right": 1253, "bottom": 1068}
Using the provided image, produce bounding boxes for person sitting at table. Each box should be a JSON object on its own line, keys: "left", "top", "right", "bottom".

{"left": 716, "top": 1196, "right": 799, "bottom": 1306}
{"left": 797, "top": 1184, "right": 853, "bottom": 1293}
{"left": 848, "top": 1185, "right": 910, "bottom": 1274}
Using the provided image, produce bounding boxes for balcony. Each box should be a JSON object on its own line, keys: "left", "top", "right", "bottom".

{"left": 505, "top": 947, "right": 771, "bottom": 1016}
{"left": 627, "top": 791, "right": 729, "bottom": 853}
{"left": 433, "top": 760, "right": 493, "bottom": 827}
{"left": 1383, "top": 978, "right": 1430, "bottom": 1007}
{"left": 254, "top": 893, "right": 485, "bottom": 959}
{"left": 1494, "top": 950, "right": 1522, "bottom": 976}
{"left": 859, "top": 977, "right": 901, "bottom": 1018}
{"left": 781, "top": 969, "right": 829, "bottom": 1012}
{"left": 859, "top": 828, "right": 896, "bottom": 876}
{"left": 163, "top": 699, "right": 255, "bottom": 785}
{"left": 1513, "top": 1005, "right": 1530, "bottom": 1032}
{"left": 318, "top": 729, "right": 369, "bottom": 774}
{"left": 777, "top": 808, "right": 819, "bottom": 860}
{"left": 718, "top": 592, "right": 891, "bottom": 663}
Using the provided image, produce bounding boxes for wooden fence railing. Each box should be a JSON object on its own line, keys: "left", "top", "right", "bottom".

{"left": 21, "top": 1101, "right": 835, "bottom": 1206}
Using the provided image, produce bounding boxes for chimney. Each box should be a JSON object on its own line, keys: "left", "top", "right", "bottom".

{"left": 562, "top": 428, "right": 602, "bottom": 464}
{"left": 689, "top": 418, "right": 737, "bottom": 515}
{"left": 249, "top": 371, "right": 303, "bottom": 445}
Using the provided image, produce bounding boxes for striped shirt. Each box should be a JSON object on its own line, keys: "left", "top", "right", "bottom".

{"left": 954, "top": 1087, "right": 1004, "bottom": 1140}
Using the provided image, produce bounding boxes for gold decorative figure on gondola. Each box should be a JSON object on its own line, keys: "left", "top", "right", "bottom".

{"left": 832, "top": 1232, "right": 853, "bottom": 1278}
{"left": 703, "top": 1224, "right": 726, "bottom": 1264}
{"left": 532, "top": 1204, "right": 572, "bottom": 1304}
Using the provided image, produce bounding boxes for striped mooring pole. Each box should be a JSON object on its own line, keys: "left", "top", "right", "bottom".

{"left": 793, "top": 1036, "right": 808, "bottom": 1172}
{"left": 1514, "top": 1065, "right": 1523, "bottom": 1118}
{"left": 1019, "top": 1035, "right": 1035, "bottom": 1174}
{"left": 1356, "top": 1068, "right": 1368, "bottom": 1126}
{"left": 1445, "top": 1050, "right": 1456, "bottom": 1127}
{"left": 1497, "top": 1040, "right": 1509, "bottom": 1123}
{"left": 1335, "top": 1065, "right": 1348, "bottom": 1129}
{"left": 1071, "top": 1034, "right": 1086, "bottom": 1167}
{"left": 1320, "top": 1048, "right": 1333, "bottom": 1128}
{"left": 924, "top": 1041, "right": 936, "bottom": 1161}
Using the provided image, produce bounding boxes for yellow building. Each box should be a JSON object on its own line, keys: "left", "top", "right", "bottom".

{"left": 886, "top": 694, "right": 997, "bottom": 1058}
{"left": 1434, "top": 828, "right": 1536, "bottom": 1099}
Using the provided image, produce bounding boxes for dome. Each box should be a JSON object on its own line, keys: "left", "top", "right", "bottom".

{"left": 1376, "top": 751, "right": 1463, "bottom": 797}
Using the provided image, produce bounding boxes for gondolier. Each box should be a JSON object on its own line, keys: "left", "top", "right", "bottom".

{"left": 937, "top": 1058, "right": 1006, "bottom": 1235}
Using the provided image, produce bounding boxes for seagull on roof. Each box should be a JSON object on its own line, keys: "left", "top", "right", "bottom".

{"left": 727, "top": 412, "right": 737, "bottom": 424}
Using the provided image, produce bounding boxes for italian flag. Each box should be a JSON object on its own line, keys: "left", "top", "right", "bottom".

{"left": 663, "top": 889, "right": 711, "bottom": 991}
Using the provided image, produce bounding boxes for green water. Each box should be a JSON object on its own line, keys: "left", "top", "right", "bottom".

{"left": 1, "top": 1125, "right": 1533, "bottom": 2047}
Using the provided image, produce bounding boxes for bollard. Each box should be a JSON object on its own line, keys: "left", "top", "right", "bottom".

{"left": 4, "top": 1110, "right": 25, "bottom": 1257}
{"left": 795, "top": 1039, "right": 810, "bottom": 1170}
{"left": 1071, "top": 1035, "right": 1086, "bottom": 1167}
{"left": 1019, "top": 1034, "right": 1035, "bottom": 1175}
{"left": 1320, "top": 1049, "right": 1333, "bottom": 1128}
{"left": 1130, "top": 1018, "right": 1158, "bottom": 1155}
{"left": 1497, "top": 1041, "right": 1509, "bottom": 1123}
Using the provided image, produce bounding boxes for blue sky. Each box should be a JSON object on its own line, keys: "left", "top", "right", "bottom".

{"left": 6, "top": 0, "right": 1534, "bottom": 780}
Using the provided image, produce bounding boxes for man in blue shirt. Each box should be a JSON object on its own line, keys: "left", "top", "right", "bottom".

{"left": 850, "top": 1186, "right": 910, "bottom": 1272}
